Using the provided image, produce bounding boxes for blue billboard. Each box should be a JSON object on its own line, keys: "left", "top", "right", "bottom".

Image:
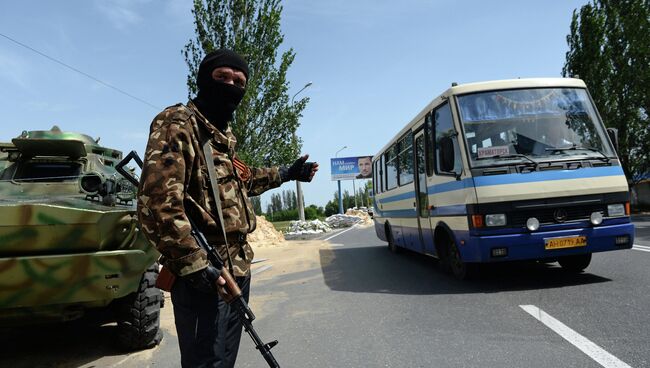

{"left": 331, "top": 156, "right": 372, "bottom": 181}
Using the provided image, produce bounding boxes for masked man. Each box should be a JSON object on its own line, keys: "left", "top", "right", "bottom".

{"left": 137, "top": 49, "right": 318, "bottom": 367}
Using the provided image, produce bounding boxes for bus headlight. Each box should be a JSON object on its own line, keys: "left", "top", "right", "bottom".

{"left": 607, "top": 204, "right": 625, "bottom": 217}
{"left": 590, "top": 212, "right": 603, "bottom": 225}
{"left": 526, "top": 217, "right": 540, "bottom": 231}
{"left": 485, "top": 214, "right": 506, "bottom": 227}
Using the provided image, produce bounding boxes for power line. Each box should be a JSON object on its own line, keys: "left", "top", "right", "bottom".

{"left": 0, "top": 32, "right": 161, "bottom": 111}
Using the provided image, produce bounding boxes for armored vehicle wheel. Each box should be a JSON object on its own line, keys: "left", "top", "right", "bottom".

{"left": 114, "top": 263, "right": 163, "bottom": 351}
{"left": 558, "top": 254, "right": 592, "bottom": 273}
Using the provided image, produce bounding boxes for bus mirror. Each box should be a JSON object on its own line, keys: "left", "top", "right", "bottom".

{"left": 440, "top": 136, "right": 455, "bottom": 173}
{"left": 606, "top": 128, "right": 619, "bottom": 152}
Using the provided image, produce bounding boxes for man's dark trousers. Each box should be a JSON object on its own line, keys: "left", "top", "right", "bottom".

{"left": 171, "top": 274, "right": 251, "bottom": 368}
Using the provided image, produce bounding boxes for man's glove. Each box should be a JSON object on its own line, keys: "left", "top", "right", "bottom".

{"left": 182, "top": 264, "right": 222, "bottom": 294}
{"left": 280, "top": 155, "right": 317, "bottom": 182}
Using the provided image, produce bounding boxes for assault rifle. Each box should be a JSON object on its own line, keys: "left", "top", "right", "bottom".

{"left": 189, "top": 218, "right": 280, "bottom": 368}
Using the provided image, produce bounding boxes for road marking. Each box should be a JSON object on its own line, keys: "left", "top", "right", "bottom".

{"left": 108, "top": 355, "right": 134, "bottom": 367}
{"left": 252, "top": 265, "right": 272, "bottom": 276}
{"left": 329, "top": 243, "right": 345, "bottom": 247}
{"left": 520, "top": 305, "right": 632, "bottom": 368}
{"left": 323, "top": 224, "right": 359, "bottom": 242}
{"left": 252, "top": 258, "right": 268, "bottom": 264}
{"left": 632, "top": 244, "right": 650, "bottom": 252}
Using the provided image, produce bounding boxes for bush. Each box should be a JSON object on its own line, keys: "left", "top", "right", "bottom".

{"left": 267, "top": 209, "right": 298, "bottom": 221}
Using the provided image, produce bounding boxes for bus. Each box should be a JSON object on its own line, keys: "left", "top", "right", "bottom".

{"left": 371, "top": 78, "right": 634, "bottom": 279}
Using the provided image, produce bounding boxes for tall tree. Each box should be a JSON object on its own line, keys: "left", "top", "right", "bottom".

{"left": 183, "top": 0, "right": 309, "bottom": 167}
{"left": 563, "top": 0, "right": 649, "bottom": 183}
{"left": 270, "top": 192, "right": 282, "bottom": 213}
{"left": 250, "top": 196, "right": 262, "bottom": 214}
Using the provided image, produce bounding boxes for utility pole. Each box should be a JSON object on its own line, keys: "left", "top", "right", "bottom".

{"left": 291, "top": 82, "right": 312, "bottom": 222}
{"left": 335, "top": 146, "right": 347, "bottom": 214}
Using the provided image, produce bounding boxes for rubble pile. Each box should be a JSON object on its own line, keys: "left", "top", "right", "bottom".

{"left": 248, "top": 215, "right": 285, "bottom": 247}
{"left": 285, "top": 219, "right": 332, "bottom": 235}
{"left": 325, "top": 214, "right": 363, "bottom": 228}
{"left": 345, "top": 209, "right": 373, "bottom": 225}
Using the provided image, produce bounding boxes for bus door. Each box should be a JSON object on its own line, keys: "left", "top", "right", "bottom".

{"left": 413, "top": 130, "right": 430, "bottom": 254}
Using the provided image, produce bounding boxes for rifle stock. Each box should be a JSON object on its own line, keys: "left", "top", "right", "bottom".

{"left": 188, "top": 219, "right": 280, "bottom": 368}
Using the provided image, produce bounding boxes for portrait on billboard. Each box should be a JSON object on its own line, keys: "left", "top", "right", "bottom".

{"left": 355, "top": 156, "right": 372, "bottom": 179}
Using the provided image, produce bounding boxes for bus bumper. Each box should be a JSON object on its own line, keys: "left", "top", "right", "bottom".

{"left": 460, "top": 220, "right": 635, "bottom": 262}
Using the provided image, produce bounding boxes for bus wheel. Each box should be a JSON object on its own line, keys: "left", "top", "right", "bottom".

{"left": 558, "top": 254, "right": 592, "bottom": 273}
{"left": 386, "top": 224, "right": 400, "bottom": 253}
{"left": 446, "top": 237, "right": 477, "bottom": 280}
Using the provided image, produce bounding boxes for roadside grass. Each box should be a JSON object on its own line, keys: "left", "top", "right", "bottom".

{"left": 270, "top": 220, "right": 293, "bottom": 232}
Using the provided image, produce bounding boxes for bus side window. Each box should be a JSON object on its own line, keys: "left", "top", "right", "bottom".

{"left": 398, "top": 132, "right": 414, "bottom": 185}
{"left": 373, "top": 160, "right": 380, "bottom": 194}
{"left": 385, "top": 146, "right": 398, "bottom": 190}
{"left": 434, "top": 103, "right": 463, "bottom": 174}
{"left": 377, "top": 155, "right": 384, "bottom": 193}
{"left": 425, "top": 113, "right": 434, "bottom": 176}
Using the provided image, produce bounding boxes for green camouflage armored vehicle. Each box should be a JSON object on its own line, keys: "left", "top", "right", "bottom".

{"left": 0, "top": 126, "right": 162, "bottom": 351}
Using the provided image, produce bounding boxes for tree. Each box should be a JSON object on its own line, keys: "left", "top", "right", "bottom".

{"left": 250, "top": 196, "right": 262, "bottom": 214}
{"left": 270, "top": 192, "right": 282, "bottom": 213}
{"left": 183, "top": 0, "right": 309, "bottom": 167}
{"left": 563, "top": 0, "right": 649, "bottom": 183}
{"left": 280, "top": 189, "right": 297, "bottom": 210}
{"left": 324, "top": 189, "right": 357, "bottom": 216}
{"left": 265, "top": 203, "right": 273, "bottom": 219}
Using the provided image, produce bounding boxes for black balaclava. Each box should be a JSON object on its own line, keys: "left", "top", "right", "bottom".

{"left": 193, "top": 49, "right": 249, "bottom": 130}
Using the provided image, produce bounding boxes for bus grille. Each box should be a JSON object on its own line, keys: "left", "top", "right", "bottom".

{"left": 510, "top": 204, "right": 606, "bottom": 226}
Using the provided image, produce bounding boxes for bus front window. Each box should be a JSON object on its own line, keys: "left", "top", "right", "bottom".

{"left": 457, "top": 88, "right": 614, "bottom": 167}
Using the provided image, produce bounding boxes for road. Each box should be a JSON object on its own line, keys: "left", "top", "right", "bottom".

{"left": 2, "top": 216, "right": 649, "bottom": 367}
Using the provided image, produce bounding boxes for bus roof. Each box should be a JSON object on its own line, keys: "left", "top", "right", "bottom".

{"left": 374, "top": 77, "right": 588, "bottom": 159}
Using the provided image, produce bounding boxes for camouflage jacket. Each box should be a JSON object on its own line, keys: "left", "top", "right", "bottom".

{"left": 137, "top": 101, "right": 282, "bottom": 277}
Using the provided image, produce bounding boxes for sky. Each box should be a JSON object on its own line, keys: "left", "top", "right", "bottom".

{"left": 0, "top": 0, "right": 588, "bottom": 209}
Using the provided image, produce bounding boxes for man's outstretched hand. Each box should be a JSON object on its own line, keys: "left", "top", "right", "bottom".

{"left": 281, "top": 154, "right": 319, "bottom": 182}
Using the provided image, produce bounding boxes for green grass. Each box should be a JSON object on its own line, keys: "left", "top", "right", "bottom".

{"left": 270, "top": 220, "right": 293, "bottom": 232}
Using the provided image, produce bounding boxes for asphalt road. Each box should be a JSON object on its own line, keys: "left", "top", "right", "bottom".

{"left": 2, "top": 216, "right": 649, "bottom": 368}
{"left": 236, "top": 217, "right": 650, "bottom": 368}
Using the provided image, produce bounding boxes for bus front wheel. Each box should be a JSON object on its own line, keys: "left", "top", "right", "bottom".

{"left": 558, "top": 254, "right": 592, "bottom": 273}
{"left": 445, "top": 237, "right": 478, "bottom": 280}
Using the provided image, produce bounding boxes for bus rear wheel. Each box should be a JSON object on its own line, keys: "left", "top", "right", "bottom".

{"left": 558, "top": 254, "right": 592, "bottom": 273}
{"left": 386, "top": 224, "right": 400, "bottom": 253}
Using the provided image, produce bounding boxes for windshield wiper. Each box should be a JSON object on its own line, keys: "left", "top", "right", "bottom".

{"left": 545, "top": 144, "right": 610, "bottom": 162}
{"left": 477, "top": 153, "right": 538, "bottom": 168}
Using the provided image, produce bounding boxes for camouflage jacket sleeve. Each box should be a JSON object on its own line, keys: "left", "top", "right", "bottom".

{"left": 137, "top": 116, "right": 208, "bottom": 277}
{"left": 236, "top": 154, "right": 282, "bottom": 197}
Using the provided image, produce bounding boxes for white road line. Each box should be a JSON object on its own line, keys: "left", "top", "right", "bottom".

{"left": 633, "top": 244, "right": 650, "bottom": 250}
{"left": 520, "top": 305, "right": 632, "bottom": 368}
{"left": 108, "top": 355, "right": 134, "bottom": 367}
{"left": 322, "top": 224, "right": 359, "bottom": 242}
{"left": 252, "top": 264, "right": 272, "bottom": 276}
{"left": 632, "top": 246, "right": 650, "bottom": 253}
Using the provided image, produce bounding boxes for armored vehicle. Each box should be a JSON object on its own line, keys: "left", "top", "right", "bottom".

{"left": 0, "top": 126, "right": 162, "bottom": 351}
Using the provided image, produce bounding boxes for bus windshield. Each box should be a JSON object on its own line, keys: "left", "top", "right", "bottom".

{"left": 457, "top": 88, "right": 614, "bottom": 167}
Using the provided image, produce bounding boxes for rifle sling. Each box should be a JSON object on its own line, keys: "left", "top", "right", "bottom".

{"left": 201, "top": 138, "right": 235, "bottom": 274}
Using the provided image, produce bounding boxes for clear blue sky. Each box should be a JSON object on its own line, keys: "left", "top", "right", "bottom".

{"left": 0, "top": 0, "right": 586, "bottom": 209}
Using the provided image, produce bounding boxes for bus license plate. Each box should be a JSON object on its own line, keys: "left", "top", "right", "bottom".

{"left": 544, "top": 236, "right": 587, "bottom": 250}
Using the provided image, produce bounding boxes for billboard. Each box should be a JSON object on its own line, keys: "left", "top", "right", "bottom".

{"left": 331, "top": 156, "right": 373, "bottom": 181}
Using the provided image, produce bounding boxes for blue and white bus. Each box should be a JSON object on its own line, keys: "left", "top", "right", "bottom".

{"left": 372, "top": 78, "right": 634, "bottom": 279}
